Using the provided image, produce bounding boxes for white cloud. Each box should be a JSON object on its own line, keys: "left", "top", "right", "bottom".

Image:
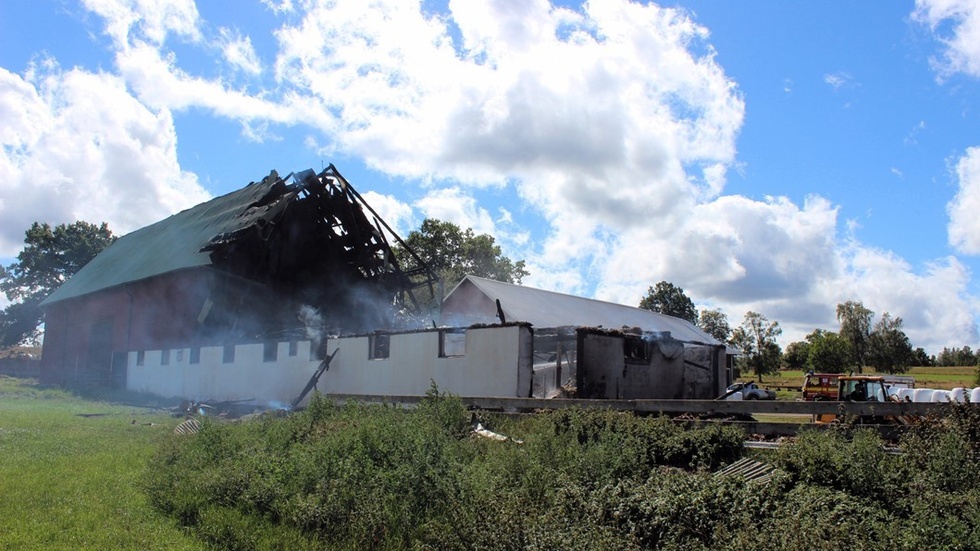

{"left": 823, "top": 71, "right": 855, "bottom": 91}
{"left": 81, "top": 0, "right": 202, "bottom": 47}
{"left": 218, "top": 28, "right": 262, "bottom": 76}
{"left": 360, "top": 191, "right": 414, "bottom": 238}
{"left": 948, "top": 147, "right": 980, "bottom": 253}
{"left": 0, "top": 62, "right": 210, "bottom": 256}
{"left": 261, "top": 0, "right": 294, "bottom": 15}
{"left": 414, "top": 187, "right": 497, "bottom": 236}
{"left": 913, "top": 0, "right": 980, "bottom": 79}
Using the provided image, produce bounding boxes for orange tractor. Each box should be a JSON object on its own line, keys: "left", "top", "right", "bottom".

{"left": 814, "top": 375, "right": 917, "bottom": 425}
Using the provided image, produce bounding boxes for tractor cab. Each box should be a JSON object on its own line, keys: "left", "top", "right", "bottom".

{"left": 815, "top": 376, "right": 892, "bottom": 424}
{"left": 839, "top": 376, "right": 887, "bottom": 402}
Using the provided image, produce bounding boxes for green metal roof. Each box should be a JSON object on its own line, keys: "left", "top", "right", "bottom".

{"left": 42, "top": 171, "right": 282, "bottom": 306}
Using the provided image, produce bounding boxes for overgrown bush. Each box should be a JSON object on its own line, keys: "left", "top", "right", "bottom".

{"left": 145, "top": 392, "right": 980, "bottom": 550}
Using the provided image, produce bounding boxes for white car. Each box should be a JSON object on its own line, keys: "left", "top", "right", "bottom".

{"left": 725, "top": 382, "right": 776, "bottom": 400}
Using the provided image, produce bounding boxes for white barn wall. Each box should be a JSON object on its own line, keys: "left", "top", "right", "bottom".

{"left": 125, "top": 325, "right": 534, "bottom": 405}
{"left": 127, "top": 341, "right": 319, "bottom": 405}
{"left": 324, "top": 325, "right": 533, "bottom": 398}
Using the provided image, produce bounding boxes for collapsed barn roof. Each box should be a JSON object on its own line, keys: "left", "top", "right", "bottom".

{"left": 42, "top": 166, "right": 436, "bottom": 326}
{"left": 442, "top": 275, "right": 721, "bottom": 345}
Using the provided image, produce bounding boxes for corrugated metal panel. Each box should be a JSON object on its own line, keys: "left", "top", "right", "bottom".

{"left": 42, "top": 172, "right": 280, "bottom": 306}
{"left": 445, "top": 275, "right": 720, "bottom": 345}
{"left": 714, "top": 457, "right": 778, "bottom": 484}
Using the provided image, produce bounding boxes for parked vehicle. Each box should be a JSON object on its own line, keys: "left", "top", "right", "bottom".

{"left": 803, "top": 372, "right": 914, "bottom": 401}
{"left": 724, "top": 381, "right": 776, "bottom": 400}
{"left": 801, "top": 372, "right": 840, "bottom": 401}
{"left": 814, "top": 375, "right": 918, "bottom": 425}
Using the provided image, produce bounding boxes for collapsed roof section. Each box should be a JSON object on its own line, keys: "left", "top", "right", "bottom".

{"left": 200, "top": 165, "right": 436, "bottom": 317}
{"left": 42, "top": 165, "right": 437, "bottom": 334}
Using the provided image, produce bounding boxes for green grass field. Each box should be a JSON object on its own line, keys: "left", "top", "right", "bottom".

{"left": 0, "top": 376, "right": 203, "bottom": 551}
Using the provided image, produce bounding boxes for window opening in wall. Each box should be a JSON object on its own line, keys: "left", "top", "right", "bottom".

{"left": 369, "top": 332, "right": 390, "bottom": 360}
{"left": 288, "top": 341, "right": 298, "bottom": 357}
{"left": 190, "top": 347, "right": 200, "bottom": 364}
{"left": 161, "top": 349, "right": 170, "bottom": 366}
{"left": 263, "top": 341, "right": 278, "bottom": 363}
{"left": 136, "top": 350, "right": 145, "bottom": 366}
{"left": 624, "top": 336, "right": 650, "bottom": 364}
{"left": 439, "top": 329, "right": 466, "bottom": 357}
{"left": 223, "top": 344, "right": 235, "bottom": 364}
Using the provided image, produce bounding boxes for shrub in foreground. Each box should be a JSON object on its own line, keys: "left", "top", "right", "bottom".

{"left": 145, "top": 393, "right": 980, "bottom": 550}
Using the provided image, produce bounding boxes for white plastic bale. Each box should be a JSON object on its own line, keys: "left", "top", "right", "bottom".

{"left": 950, "top": 387, "right": 966, "bottom": 403}
{"left": 898, "top": 388, "right": 914, "bottom": 402}
{"left": 971, "top": 388, "right": 980, "bottom": 404}
{"left": 931, "top": 390, "right": 951, "bottom": 403}
{"left": 913, "top": 388, "right": 934, "bottom": 403}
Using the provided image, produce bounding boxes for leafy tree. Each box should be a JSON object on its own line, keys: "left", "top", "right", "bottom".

{"left": 836, "top": 301, "right": 874, "bottom": 373}
{"left": 731, "top": 311, "right": 782, "bottom": 381}
{"left": 911, "top": 347, "right": 932, "bottom": 367}
{"left": 0, "top": 221, "right": 115, "bottom": 346}
{"left": 638, "top": 281, "right": 697, "bottom": 324}
{"left": 866, "top": 313, "right": 913, "bottom": 374}
{"left": 697, "top": 308, "right": 731, "bottom": 342}
{"left": 804, "top": 329, "right": 851, "bottom": 374}
{"left": 935, "top": 347, "right": 970, "bottom": 367}
{"left": 782, "top": 340, "right": 810, "bottom": 370}
{"left": 939, "top": 346, "right": 977, "bottom": 367}
{"left": 395, "top": 218, "right": 528, "bottom": 299}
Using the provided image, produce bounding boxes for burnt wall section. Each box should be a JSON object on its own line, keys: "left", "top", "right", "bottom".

{"left": 201, "top": 166, "right": 435, "bottom": 332}
{"left": 576, "top": 328, "right": 726, "bottom": 400}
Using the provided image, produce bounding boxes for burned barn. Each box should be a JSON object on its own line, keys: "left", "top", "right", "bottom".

{"left": 39, "top": 165, "right": 435, "bottom": 387}
{"left": 40, "top": 166, "right": 728, "bottom": 405}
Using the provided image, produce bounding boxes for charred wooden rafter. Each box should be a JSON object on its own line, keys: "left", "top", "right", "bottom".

{"left": 201, "top": 165, "right": 437, "bottom": 328}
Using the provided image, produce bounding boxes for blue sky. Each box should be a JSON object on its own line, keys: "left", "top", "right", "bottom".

{"left": 1, "top": 0, "right": 979, "bottom": 353}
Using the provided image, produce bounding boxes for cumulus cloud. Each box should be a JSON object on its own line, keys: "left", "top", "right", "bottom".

{"left": 414, "top": 187, "right": 497, "bottom": 236}
{"left": 81, "top": 0, "right": 202, "bottom": 47}
{"left": 0, "top": 62, "right": 210, "bottom": 256}
{"left": 948, "top": 147, "right": 980, "bottom": 253}
{"left": 218, "top": 28, "right": 262, "bottom": 76}
{"left": 913, "top": 0, "right": 980, "bottom": 79}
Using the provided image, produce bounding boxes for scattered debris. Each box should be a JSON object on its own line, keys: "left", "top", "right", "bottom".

{"left": 173, "top": 418, "right": 202, "bottom": 436}
{"left": 291, "top": 347, "right": 339, "bottom": 408}
{"left": 470, "top": 414, "right": 523, "bottom": 444}
{"left": 714, "top": 457, "right": 778, "bottom": 484}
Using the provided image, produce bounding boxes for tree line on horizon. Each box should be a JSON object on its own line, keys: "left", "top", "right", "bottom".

{"left": 638, "top": 280, "right": 972, "bottom": 380}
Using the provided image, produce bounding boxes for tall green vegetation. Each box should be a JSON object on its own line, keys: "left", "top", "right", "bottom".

{"left": 837, "top": 300, "right": 874, "bottom": 372}
{"left": 0, "top": 221, "right": 115, "bottom": 346}
{"left": 395, "top": 218, "right": 528, "bottom": 290}
{"left": 731, "top": 311, "right": 782, "bottom": 381}
{"left": 145, "top": 388, "right": 980, "bottom": 550}
{"left": 803, "top": 329, "right": 851, "bottom": 373}
{"left": 638, "top": 281, "right": 697, "bottom": 323}
{"left": 145, "top": 388, "right": 743, "bottom": 550}
{"left": 697, "top": 307, "right": 731, "bottom": 342}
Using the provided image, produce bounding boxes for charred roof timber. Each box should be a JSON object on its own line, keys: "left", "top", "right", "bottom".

{"left": 200, "top": 165, "right": 437, "bottom": 328}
